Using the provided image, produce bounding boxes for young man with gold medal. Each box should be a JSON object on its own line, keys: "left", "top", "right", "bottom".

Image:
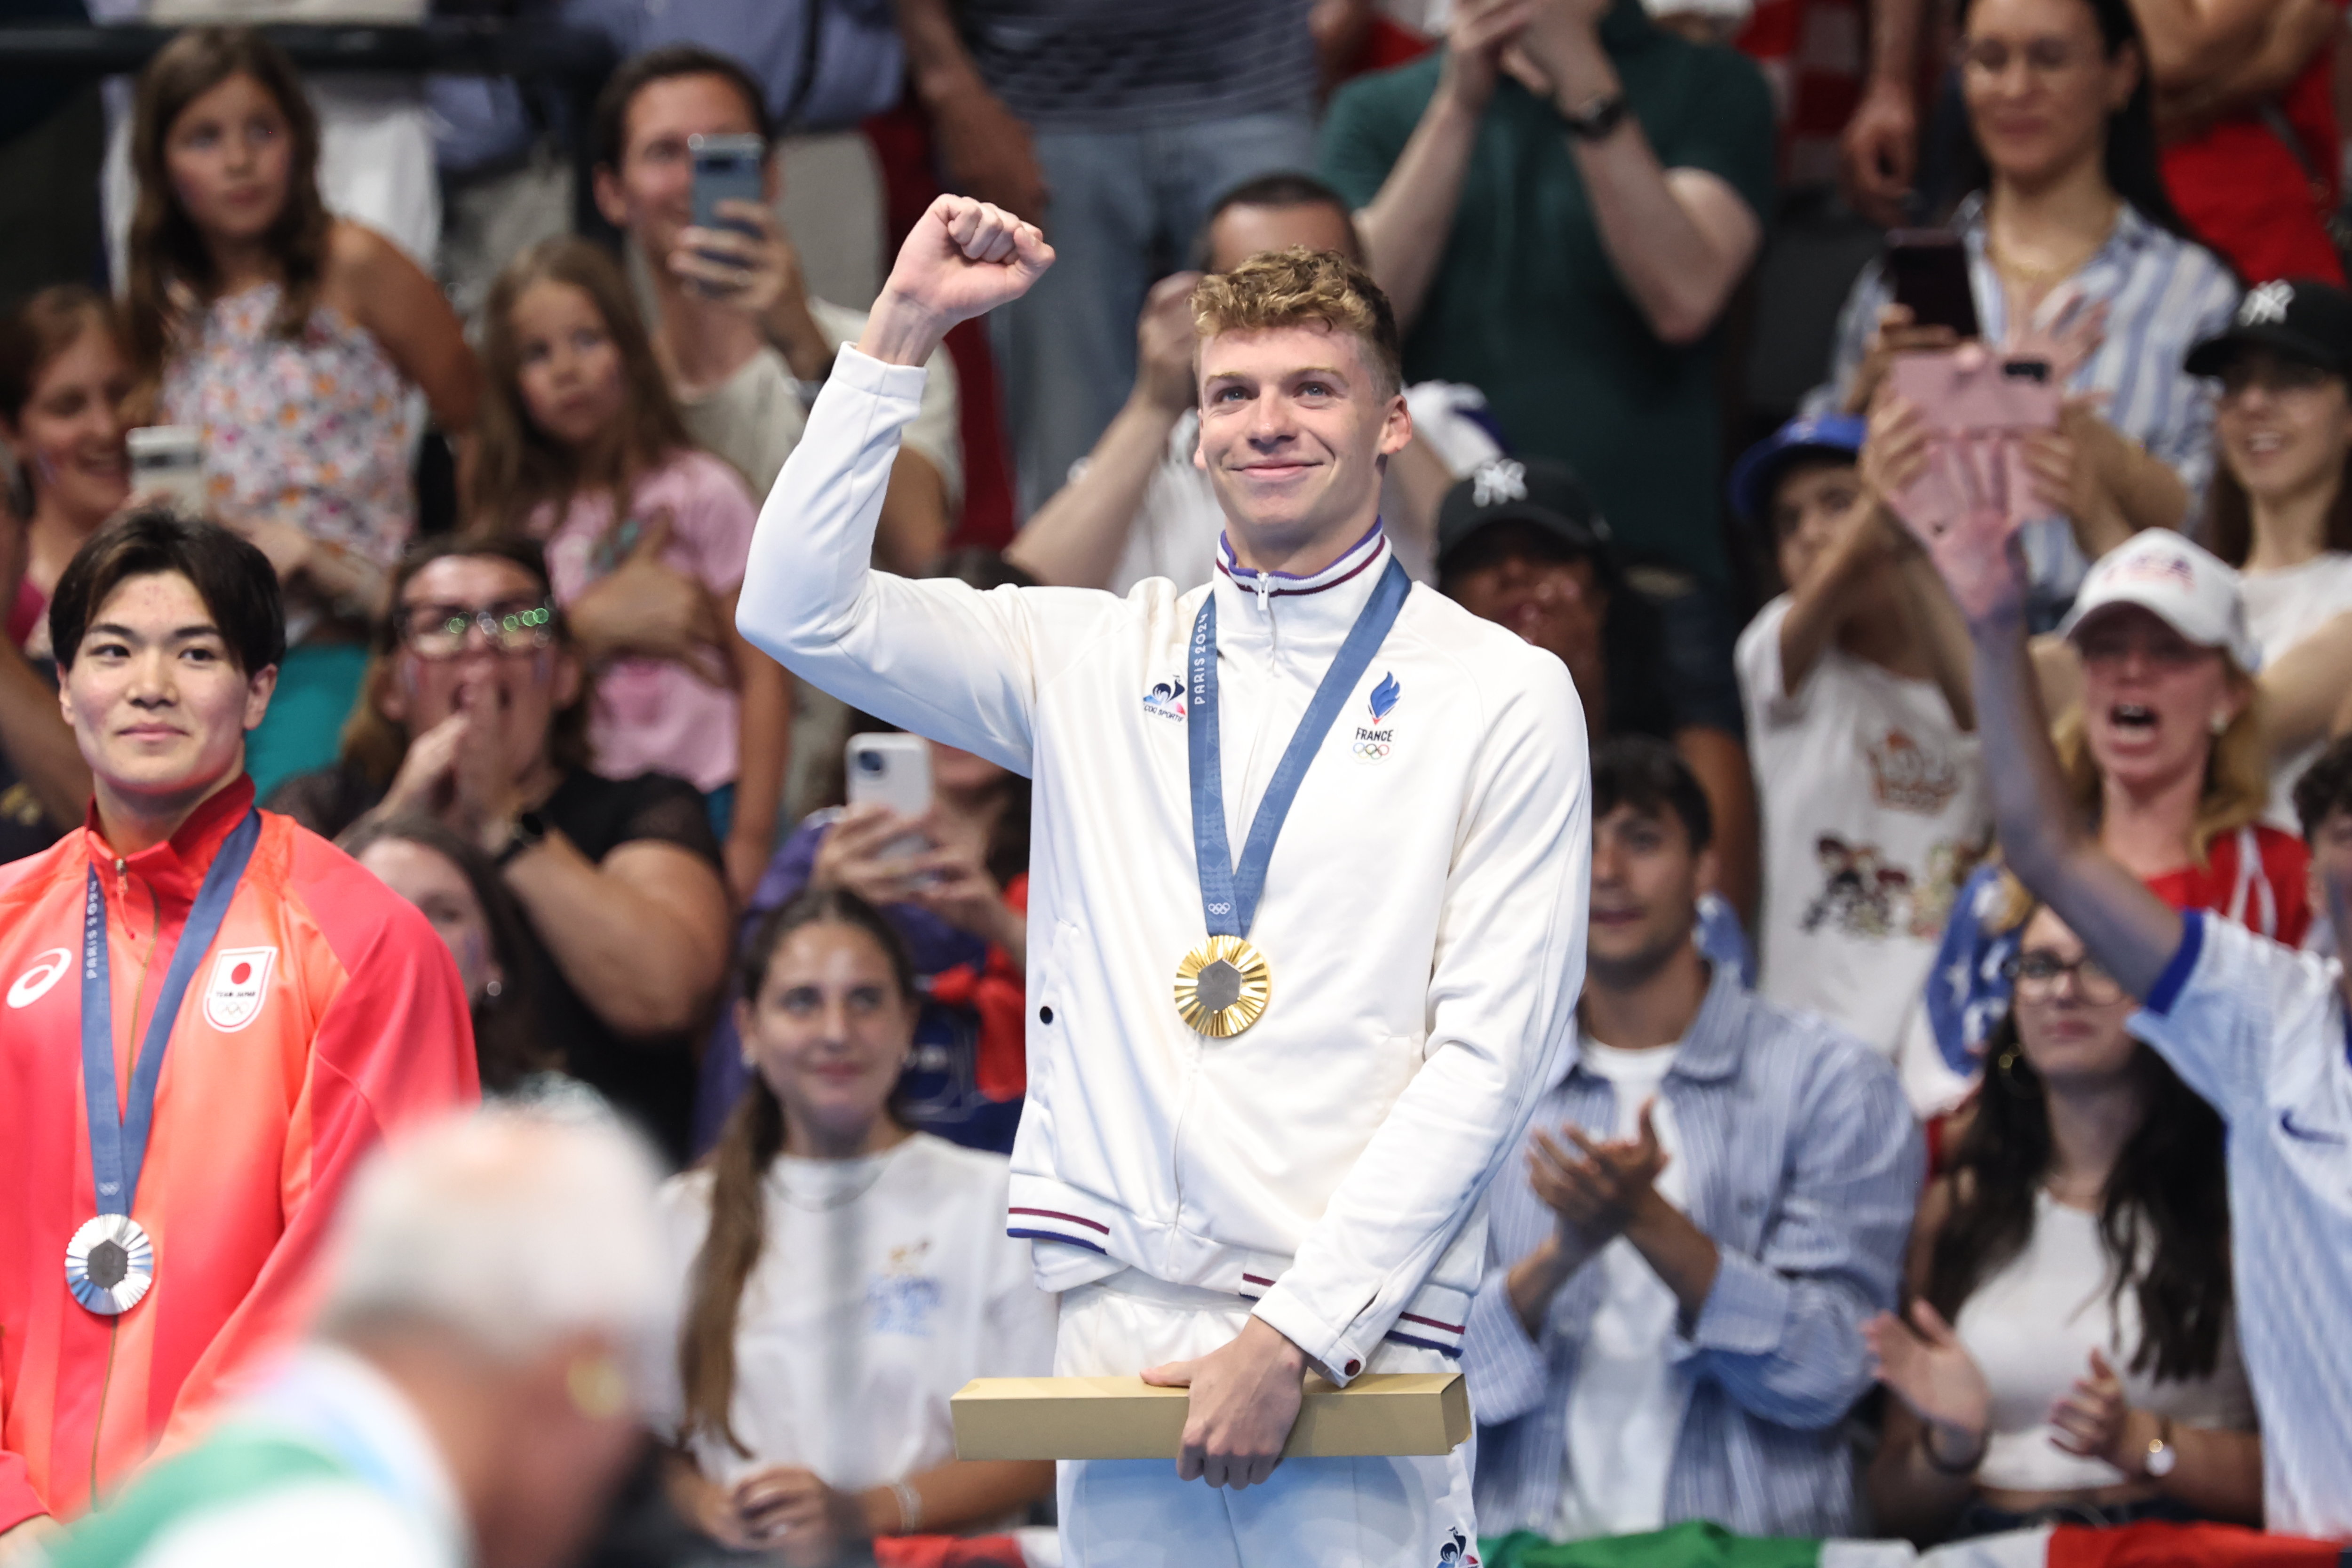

{"left": 737, "top": 196, "right": 1591, "bottom": 1565}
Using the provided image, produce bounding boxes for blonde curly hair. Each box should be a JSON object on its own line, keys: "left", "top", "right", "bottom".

{"left": 1190, "top": 246, "right": 1403, "bottom": 399}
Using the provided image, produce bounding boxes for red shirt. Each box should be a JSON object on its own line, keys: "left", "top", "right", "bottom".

{"left": 2161, "top": 27, "right": 2346, "bottom": 286}
{"left": 0, "top": 778, "right": 478, "bottom": 1529}
{"left": 2145, "top": 821, "right": 2312, "bottom": 948}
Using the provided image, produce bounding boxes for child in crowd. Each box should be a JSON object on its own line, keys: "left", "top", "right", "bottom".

{"left": 1731, "top": 413, "right": 1990, "bottom": 1102}
{"left": 469, "top": 236, "right": 789, "bottom": 899}
{"left": 655, "top": 891, "right": 1056, "bottom": 1560}
{"left": 124, "top": 26, "right": 478, "bottom": 796}
{"left": 1867, "top": 902, "right": 2261, "bottom": 1542}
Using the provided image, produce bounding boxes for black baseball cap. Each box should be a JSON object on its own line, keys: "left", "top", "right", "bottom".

{"left": 1435, "top": 457, "right": 1614, "bottom": 576}
{"left": 2185, "top": 279, "right": 2352, "bottom": 380}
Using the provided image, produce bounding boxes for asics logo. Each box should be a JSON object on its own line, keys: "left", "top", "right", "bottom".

{"left": 8, "top": 947, "right": 72, "bottom": 1008}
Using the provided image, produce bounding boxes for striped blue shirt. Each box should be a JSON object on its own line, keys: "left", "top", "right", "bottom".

{"left": 1463, "top": 964, "right": 1923, "bottom": 1538}
{"left": 1810, "top": 196, "right": 2240, "bottom": 613}
{"left": 2132, "top": 910, "right": 2352, "bottom": 1539}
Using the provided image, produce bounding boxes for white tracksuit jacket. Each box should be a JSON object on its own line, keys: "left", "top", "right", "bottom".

{"left": 739, "top": 348, "right": 1591, "bottom": 1382}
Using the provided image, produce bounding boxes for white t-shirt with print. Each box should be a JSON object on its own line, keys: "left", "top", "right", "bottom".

{"left": 648, "top": 1133, "right": 1057, "bottom": 1491}
{"left": 2242, "top": 551, "right": 2352, "bottom": 831}
{"left": 1736, "top": 595, "right": 1991, "bottom": 1055}
{"left": 1555, "top": 1036, "right": 1689, "bottom": 1542}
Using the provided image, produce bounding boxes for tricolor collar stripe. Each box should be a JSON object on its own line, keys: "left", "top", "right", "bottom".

{"left": 1007, "top": 1204, "right": 1110, "bottom": 1234}
{"left": 1214, "top": 523, "right": 1386, "bottom": 597}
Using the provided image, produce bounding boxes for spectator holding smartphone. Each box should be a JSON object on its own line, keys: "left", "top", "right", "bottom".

{"left": 1893, "top": 416, "right": 2352, "bottom": 1538}
{"left": 590, "top": 46, "right": 962, "bottom": 575}
{"left": 123, "top": 27, "right": 480, "bottom": 796}
{"left": 469, "top": 236, "right": 791, "bottom": 901}
{"left": 1814, "top": 0, "right": 2239, "bottom": 621}
{"left": 694, "top": 550, "right": 1035, "bottom": 1158}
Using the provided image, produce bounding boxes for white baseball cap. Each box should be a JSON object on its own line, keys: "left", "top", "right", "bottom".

{"left": 2058, "top": 531, "right": 2262, "bottom": 673}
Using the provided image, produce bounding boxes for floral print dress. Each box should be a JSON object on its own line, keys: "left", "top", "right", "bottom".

{"left": 160, "top": 281, "right": 419, "bottom": 616}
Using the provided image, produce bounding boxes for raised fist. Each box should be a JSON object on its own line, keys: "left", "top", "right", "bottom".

{"left": 860, "top": 196, "right": 1056, "bottom": 367}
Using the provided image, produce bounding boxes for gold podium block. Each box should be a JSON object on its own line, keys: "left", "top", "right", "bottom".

{"left": 950, "top": 1372, "right": 1470, "bottom": 1462}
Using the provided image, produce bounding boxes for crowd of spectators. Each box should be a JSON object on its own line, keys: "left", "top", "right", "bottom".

{"left": 8, "top": 0, "right": 2352, "bottom": 1563}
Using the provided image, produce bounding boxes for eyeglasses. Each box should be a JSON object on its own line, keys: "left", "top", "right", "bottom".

{"left": 398, "top": 598, "right": 556, "bottom": 660}
{"left": 2004, "top": 948, "right": 2124, "bottom": 1003}
{"left": 1958, "top": 38, "right": 2091, "bottom": 78}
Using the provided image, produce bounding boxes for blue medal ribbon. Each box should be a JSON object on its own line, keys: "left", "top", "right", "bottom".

{"left": 81, "top": 809, "right": 262, "bottom": 1219}
{"left": 1187, "top": 554, "right": 1411, "bottom": 939}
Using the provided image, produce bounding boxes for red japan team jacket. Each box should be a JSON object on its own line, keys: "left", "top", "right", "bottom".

{"left": 0, "top": 777, "right": 478, "bottom": 1531}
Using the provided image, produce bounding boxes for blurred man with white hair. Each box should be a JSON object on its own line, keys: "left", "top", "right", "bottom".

{"left": 39, "top": 1109, "right": 675, "bottom": 1568}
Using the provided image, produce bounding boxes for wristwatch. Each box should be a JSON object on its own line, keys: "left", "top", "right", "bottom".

{"left": 2143, "top": 1416, "right": 2178, "bottom": 1479}
{"left": 1561, "top": 90, "right": 1630, "bottom": 142}
{"left": 497, "top": 808, "right": 550, "bottom": 868}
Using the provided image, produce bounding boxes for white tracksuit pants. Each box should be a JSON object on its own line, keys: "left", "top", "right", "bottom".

{"left": 1054, "top": 1271, "right": 1478, "bottom": 1568}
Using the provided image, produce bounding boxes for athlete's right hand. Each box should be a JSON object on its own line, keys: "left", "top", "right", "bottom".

{"left": 858, "top": 196, "right": 1054, "bottom": 368}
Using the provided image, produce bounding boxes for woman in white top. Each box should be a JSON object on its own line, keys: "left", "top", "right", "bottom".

{"left": 2193, "top": 280, "right": 2352, "bottom": 830}
{"left": 1865, "top": 902, "right": 2260, "bottom": 1542}
{"left": 655, "top": 889, "right": 1056, "bottom": 1560}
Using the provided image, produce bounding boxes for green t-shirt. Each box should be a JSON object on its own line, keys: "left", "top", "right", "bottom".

{"left": 1319, "top": 8, "right": 1776, "bottom": 587}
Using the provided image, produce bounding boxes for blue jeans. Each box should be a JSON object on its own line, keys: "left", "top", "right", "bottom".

{"left": 995, "top": 111, "right": 1318, "bottom": 518}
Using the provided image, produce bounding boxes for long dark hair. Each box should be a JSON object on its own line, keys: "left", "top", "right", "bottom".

{"left": 1946, "top": 0, "right": 2208, "bottom": 251}
{"left": 2205, "top": 379, "right": 2352, "bottom": 566}
{"left": 677, "top": 890, "right": 918, "bottom": 1454}
{"left": 466, "top": 236, "right": 693, "bottom": 533}
{"left": 124, "top": 27, "right": 331, "bottom": 385}
{"left": 1924, "top": 973, "right": 2232, "bottom": 1382}
{"left": 336, "top": 813, "right": 555, "bottom": 1092}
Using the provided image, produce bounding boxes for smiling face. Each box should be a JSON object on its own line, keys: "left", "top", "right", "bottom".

{"left": 737, "top": 919, "right": 918, "bottom": 1152}
{"left": 356, "top": 836, "right": 502, "bottom": 1003}
{"left": 509, "top": 280, "right": 628, "bottom": 453}
{"left": 162, "top": 71, "right": 293, "bottom": 247}
{"left": 1959, "top": 0, "right": 2137, "bottom": 192}
{"left": 1586, "top": 802, "right": 1714, "bottom": 992}
{"left": 2071, "top": 604, "right": 2244, "bottom": 796}
{"left": 2010, "top": 905, "right": 2139, "bottom": 1084}
{"left": 383, "top": 555, "right": 580, "bottom": 788}
{"left": 1194, "top": 324, "right": 1410, "bottom": 560}
{"left": 61, "top": 569, "right": 273, "bottom": 815}
{"left": 5, "top": 319, "right": 132, "bottom": 536}
{"left": 592, "top": 71, "right": 771, "bottom": 266}
{"left": 2215, "top": 349, "right": 2352, "bottom": 510}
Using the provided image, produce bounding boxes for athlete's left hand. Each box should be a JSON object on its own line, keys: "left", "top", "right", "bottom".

{"left": 1141, "top": 1316, "right": 1310, "bottom": 1489}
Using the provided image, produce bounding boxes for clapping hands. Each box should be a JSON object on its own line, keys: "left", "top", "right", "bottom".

{"left": 1528, "top": 1098, "right": 1669, "bottom": 1243}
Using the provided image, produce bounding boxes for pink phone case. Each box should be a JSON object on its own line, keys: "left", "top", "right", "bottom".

{"left": 1886, "top": 349, "right": 2061, "bottom": 535}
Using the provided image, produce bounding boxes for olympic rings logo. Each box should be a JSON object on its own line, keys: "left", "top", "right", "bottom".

{"left": 1351, "top": 739, "right": 1393, "bottom": 762}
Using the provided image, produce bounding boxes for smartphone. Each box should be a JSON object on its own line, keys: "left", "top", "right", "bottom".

{"left": 1885, "top": 348, "right": 2061, "bottom": 533}
{"left": 1886, "top": 230, "right": 1982, "bottom": 340}
{"left": 126, "top": 425, "right": 207, "bottom": 516}
{"left": 846, "top": 732, "right": 934, "bottom": 869}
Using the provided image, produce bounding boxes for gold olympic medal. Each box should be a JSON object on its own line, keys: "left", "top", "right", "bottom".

{"left": 1173, "top": 935, "right": 1272, "bottom": 1037}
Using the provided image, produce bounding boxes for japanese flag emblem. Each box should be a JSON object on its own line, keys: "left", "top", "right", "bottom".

{"left": 204, "top": 947, "right": 278, "bottom": 1032}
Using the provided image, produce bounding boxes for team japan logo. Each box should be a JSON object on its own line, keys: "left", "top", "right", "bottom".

{"left": 203, "top": 947, "right": 278, "bottom": 1032}
{"left": 1353, "top": 671, "right": 1402, "bottom": 763}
